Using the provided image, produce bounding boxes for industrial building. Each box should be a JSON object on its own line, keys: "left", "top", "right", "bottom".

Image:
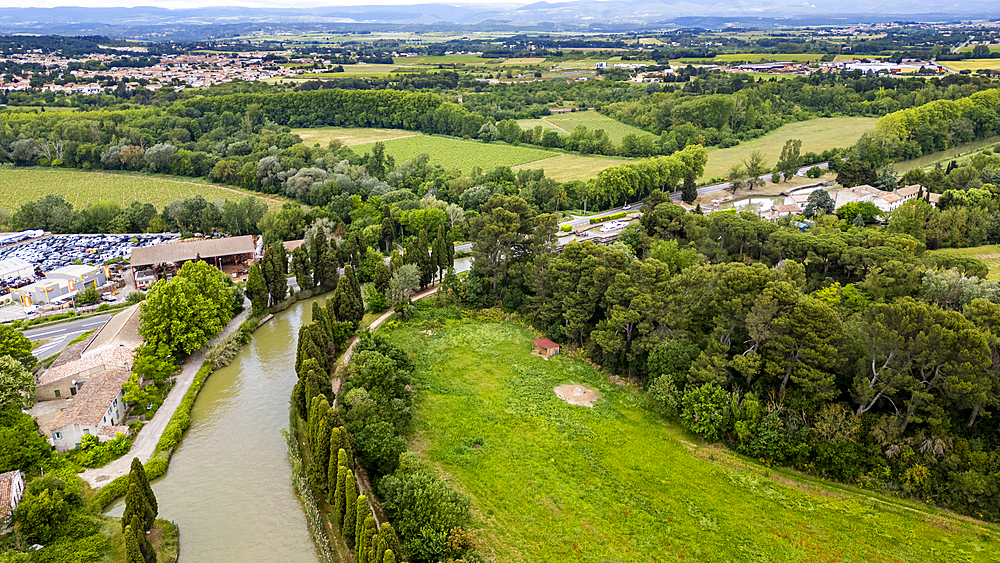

{"left": 10, "top": 264, "right": 109, "bottom": 307}
{"left": 129, "top": 235, "right": 257, "bottom": 288}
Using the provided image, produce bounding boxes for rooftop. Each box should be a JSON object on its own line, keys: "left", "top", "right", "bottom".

{"left": 0, "top": 257, "right": 33, "bottom": 277}
{"left": 50, "top": 264, "right": 100, "bottom": 277}
{"left": 532, "top": 337, "right": 560, "bottom": 349}
{"left": 38, "top": 345, "right": 133, "bottom": 386}
{"left": 130, "top": 235, "right": 255, "bottom": 267}
{"left": 83, "top": 304, "right": 143, "bottom": 356}
{"left": 52, "top": 367, "right": 130, "bottom": 428}
{"left": 0, "top": 470, "right": 22, "bottom": 517}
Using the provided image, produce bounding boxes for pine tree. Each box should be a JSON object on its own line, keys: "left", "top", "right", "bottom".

{"left": 311, "top": 226, "right": 329, "bottom": 282}
{"left": 431, "top": 224, "right": 448, "bottom": 282}
{"left": 345, "top": 265, "right": 363, "bottom": 307}
{"left": 124, "top": 525, "right": 144, "bottom": 563}
{"left": 317, "top": 245, "right": 339, "bottom": 290}
{"left": 343, "top": 470, "right": 358, "bottom": 545}
{"left": 375, "top": 535, "right": 389, "bottom": 563}
{"left": 416, "top": 229, "right": 434, "bottom": 287}
{"left": 383, "top": 551, "right": 395, "bottom": 563}
{"left": 292, "top": 246, "right": 314, "bottom": 290}
{"left": 355, "top": 494, "right": 370, "bottom": 548}
{"left": 853, "top": 212, "right": 865, "bottom": 227}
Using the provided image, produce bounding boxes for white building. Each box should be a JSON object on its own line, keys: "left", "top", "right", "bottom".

{"left": 49, "top": 367, "right": 131, "bottom": 453}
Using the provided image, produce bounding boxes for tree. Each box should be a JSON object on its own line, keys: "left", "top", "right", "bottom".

{"left": 743, "top": 150, "right": 767, "bottom": 190}
{"left": 124, "top": 525, "right": 145, "bottom": 563}
{"left": 803, "top": 190, "right": 835, "bottom": 217}
{"left": 680, "top": 383, "right": 730, "bottom": 442}
{"left": 681, "top": 170, "right": 698, "bottom": 203}
{"left": 139, "top": 261, "right": 234, "bottom": 357}
{"left": 246, "top": 263, "right": 267, "bottom": 314}
{"left": 334, "top": 459, "right": 348, "bottom": 526}
{"left": 727, "top": 164, "right": 747, "bottom": 194}
{"left": 836, "top": 160, "right": 876, "bottom": 188}
{"left": 0, "top": 355, "right": 33, "bottom": 411}
{"left": 262, "top": 243, "right": 288, "bottom": 305}
{"left": 355, "top": 494, "right": 370, "bottom": 550}
{"left": 388, "top": 263, "right": 421, "bottom": 304}
{"left": 130, "top": 457, "right": 157, "bottom": 515}
{"left": 776, "top": 139, "right": 802, "bottom": 182}
{"left": 373, "top": 261, "right": 392, "bottom": 294}
{"left": 343, "top": 470, "right": 359, "bottom": 544}
{"left": 291, "top": 246, "right": 314, "bottom": 291}
{"left": 0, "top": 324, "right": 35, "bottom": 370}
{"left": 122, "top": 482, "right": 154, "bottom": 533}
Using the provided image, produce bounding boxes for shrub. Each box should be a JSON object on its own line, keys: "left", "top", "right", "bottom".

{"left": 560, "top": 224, "right": 571, "bottom": 232}
{"left": 647, "top": 375, "right": 682, "bottom": 417}
{"left": 806, "top": 166, "right": 823, "bottom": 178}
{"left": 680, "top": 383, "right": 730, "bottom": 442}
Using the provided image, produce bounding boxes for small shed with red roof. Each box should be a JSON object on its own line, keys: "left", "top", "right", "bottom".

{"left": 532, "top": 338, "right": 560, "bottom": 359}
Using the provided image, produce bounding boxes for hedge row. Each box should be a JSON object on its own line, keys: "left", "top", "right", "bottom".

{"left": 94, "top": 363, "right": 214, "bottom": 510}
{"left": 589, "top": 211, "right": 628, "bottom": 224}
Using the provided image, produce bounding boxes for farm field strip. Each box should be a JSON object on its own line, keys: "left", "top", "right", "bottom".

{"left": 516, "top": 111, "right": 653, "bottom": 145}
{"left": 0, "top": 168, "right": 283, "bottom": 212}
{"left": 351, "top": 134, "right": 557, "bottom": 172}
{"left": 392, "top": 320, "right": 1000, "bottom": 563}
{"left": 702, "top": 117, "right": 877, "bottom": 181}
{"left": 940, "top": 59, "right": 1000, "bottom": 72}
{"left": 292, "top": 126, "right": 421, "bottom": 147}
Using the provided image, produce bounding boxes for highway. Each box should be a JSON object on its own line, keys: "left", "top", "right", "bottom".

{"left": 24, "top": 315, "right": 112, "bottom": 361}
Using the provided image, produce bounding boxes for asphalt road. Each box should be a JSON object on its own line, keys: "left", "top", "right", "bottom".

{"left": 25, "top": 315, "right": 112, "bottom": 361}
{"left": 669, "top": 162, "right": 830, "bottom": 201}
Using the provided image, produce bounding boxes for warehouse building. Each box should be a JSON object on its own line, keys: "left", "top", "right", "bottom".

{"left": 129, "top": 235, "right": 257, "bottom": 288}
{"left": 10, "top": 264, "right": 109, "bottom": 308}
{"left": 0, "top": 257, "right": 35, "bottom": 280}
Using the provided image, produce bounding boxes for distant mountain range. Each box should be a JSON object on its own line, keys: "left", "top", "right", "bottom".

{"left": 0, "top": 2, "right": 997, "bottom": 39}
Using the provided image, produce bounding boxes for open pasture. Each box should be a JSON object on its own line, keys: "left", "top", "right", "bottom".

{"left": 517, "top": 111, "right": 653, "bottom": 145}
{"left": 929, "top": 244, "right": 1000, "bottom": 280}
{"left": 292, "top": 126, "right": 420, "bottom": 147}
{"left": 511, "top": 153, "right": 630, "bottom": 182}
{"left": 702, "top": 117, "right": 877, "bottom": 181}
{"left": 392, "top": 318, "right": 1000, "bottom": 563}
{"left": 0, "top": 168, "right": 282, "bottom": 211}
{"left": 351, "top": 134, "right": 556, "bottom": 172}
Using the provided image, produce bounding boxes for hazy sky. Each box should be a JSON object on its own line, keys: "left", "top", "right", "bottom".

{"left": 1, "top": 0, "right": 535, "bottom": 7}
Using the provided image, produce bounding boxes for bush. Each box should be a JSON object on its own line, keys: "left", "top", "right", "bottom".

{"left": 589, "top": 211, "right": 627, "bottom": 224}
{"left": 647, "top": 375, "right": 682, "bottom": 417}
{"left": 680, "top": 383, "right": 730, "bottom": 442}
{"left": 806, "top": 166, "right": 823, "bottom": 178}
{"left": 560, "top": 224, "right": 571, "bottom": 232}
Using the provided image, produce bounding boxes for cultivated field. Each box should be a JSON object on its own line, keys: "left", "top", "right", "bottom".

{"left": 350, "top": 134, "right": 557, "bottom": 172}
{"left": 292, "top": 126, "right": 420, "bottom": 147}
{"left": 940, "top": 59, "right": 1000, "bottom": 72}
{"left": 671, "top": 53, "right": 827, "bottom": 64}
{"left": 516, "top": 111, "right": 653, "bottom": 145}
{"left": 702, "top": 117, "right": 877, "bottom": 181}
{"left": 393, "top": 319, "right": 1000, "bottom": 563}
{"left": 512, "top": 153, "right": 631, "bottom": 182}
{"left": 0, "top": 168, "right": 283, "bottom": 212}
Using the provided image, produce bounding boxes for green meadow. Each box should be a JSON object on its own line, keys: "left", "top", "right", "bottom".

{"left": 390, "top": 317, "right": 999, "bottom": 563}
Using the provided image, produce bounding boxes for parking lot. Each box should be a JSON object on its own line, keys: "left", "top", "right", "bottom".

{"left": 0, "top": 233, "right": 179, "bottom": 274}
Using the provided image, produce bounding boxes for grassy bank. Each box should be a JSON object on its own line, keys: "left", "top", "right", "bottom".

{"left": 388, "top": 318, "right": 999, "bottom": 562}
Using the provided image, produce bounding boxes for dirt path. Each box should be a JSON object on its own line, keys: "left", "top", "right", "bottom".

{"left": 81, "top": 304, "right": 252, "bottom": 488}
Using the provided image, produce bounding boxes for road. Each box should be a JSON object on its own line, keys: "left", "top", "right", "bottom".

{"left": 669, "top": 162, "right": 829, "bottom": 201}
{"left": 25, "top": 315, "right": 112, "bottom": 360}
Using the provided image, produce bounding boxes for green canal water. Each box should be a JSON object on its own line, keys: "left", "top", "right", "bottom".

{"left": 109, "top": 299, "right": 320, "bottom": 562}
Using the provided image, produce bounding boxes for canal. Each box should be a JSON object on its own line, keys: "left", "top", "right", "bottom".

{"left": 109, "top": 299, "right": 320, "bottom": 563}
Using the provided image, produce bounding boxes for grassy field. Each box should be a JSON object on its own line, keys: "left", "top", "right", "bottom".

{"left": 929, "top": 244, "right": 1000, "bottom": 280}
{"left": 940, "top": 59, "right": 1000, "bottom": 72}
{"left": 511, "top": 153, "right": 631, "bottom": 182}
{"left": 392, "top": 319, "right": 999, "bottom": 563}
{"left": 0, "top": 168, "right": 283, "bottom": 211}
{"left": 895, "top": 136, "right": 1000, "bottom": 173}
{"left": 516, "top": 111, "right": 653, "bottom": 145}
{"left": 352, "top": 135, "right": 557, "bottom": 172}
{"left": 702, "top": 117, "right": 877, "bottom": 181}
{"left": 292, "top": 126, "right": 420, "bottom": 147}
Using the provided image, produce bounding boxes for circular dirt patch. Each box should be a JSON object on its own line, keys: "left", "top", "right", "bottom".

{"left": 554, "top": 384, "right": 601, "bottom": 407}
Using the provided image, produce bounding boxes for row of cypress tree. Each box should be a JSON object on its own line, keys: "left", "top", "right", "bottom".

{"left": 122, "top": 458, "right": 158, "bottom": 563}
{"left": 291, "top": 293, "right": 403, "bottom": 561}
